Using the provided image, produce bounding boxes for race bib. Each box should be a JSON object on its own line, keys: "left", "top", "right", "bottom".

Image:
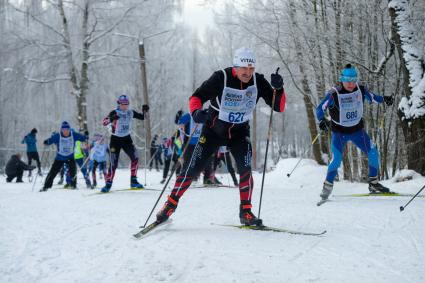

{"left": 218, "top": 70, "right": 257, "bottom": 124}
{"left": 115, "top": 110, "right": 133, "bottom": 137}
{"left": 335, "top": 86, "right": 363, "bottom": 127}
{"left": 59, "top": 133, "right": 74, "bottom": 156}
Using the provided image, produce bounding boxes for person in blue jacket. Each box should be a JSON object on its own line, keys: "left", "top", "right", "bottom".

{"left": 40, "top": 121, "right": 87, "bottom": 191}
{"left": 21, "top": 128, "right": 42, "bottom": 177}
{"left": 316, "top": 64, "right": 393, "bottom": 201}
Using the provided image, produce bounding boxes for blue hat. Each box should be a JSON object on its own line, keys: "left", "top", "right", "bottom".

{"left": 117, "top": 94, "right": 129, "bottom": 105}
{"left": 339, "top": 65, "right": 358, "bottom": 82}
{"left": 61, "top": 121, "right": 70, "bottom": 129}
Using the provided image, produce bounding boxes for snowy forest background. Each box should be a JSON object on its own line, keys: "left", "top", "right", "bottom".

{"left": 0, "top": 0, "right": 424, "bottom": 181}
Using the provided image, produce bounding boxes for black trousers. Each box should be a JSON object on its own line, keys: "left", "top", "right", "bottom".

{"left": 43, "top": 159, "right": 77, "bottom": 189}
{"left": 27, "top": 151, "right": 41, "bottom": 171}
{"left": 106, "top": 135, "right": 139, "bottom": 183}
{"left": 170, "top": 126, "right": 253, "bottom": 203}
{"left": 6, "top": 169, "right": 23, "bottom": 182}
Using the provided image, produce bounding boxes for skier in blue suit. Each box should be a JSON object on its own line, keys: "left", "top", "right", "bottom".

{"left": 316, "top": 64, "right": 394, "bottom": 201}
{"left": 40, "top": 121, "right": 87, "bottom": 191}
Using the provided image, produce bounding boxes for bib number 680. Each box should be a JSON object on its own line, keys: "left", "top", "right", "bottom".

{"left": 346, "top": 111, "right": 358, "bottom": 120}
{"left": 229, "top": 112, "right": 245, "bottom": 123}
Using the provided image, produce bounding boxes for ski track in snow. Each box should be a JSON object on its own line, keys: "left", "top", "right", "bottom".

{"left": 1, "top": 159, "right": 425, "bottom": 283}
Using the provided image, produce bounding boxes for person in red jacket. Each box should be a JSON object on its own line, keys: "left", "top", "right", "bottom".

{"left": 156, "top": 47, "right": 286, "bottom": 226}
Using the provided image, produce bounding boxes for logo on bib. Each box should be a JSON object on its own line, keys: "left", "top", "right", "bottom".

{"left": 246, "top": 101, "right": 255, "bottom": 109}
{"left": 246, "top": 91, "right": 252, "bottom": 98}
{"left": 199, "top": 136, "right": 206, "bottom": 144}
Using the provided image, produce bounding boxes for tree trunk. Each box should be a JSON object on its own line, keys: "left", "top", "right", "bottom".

{"left": 313, "top": 0, "right": 329, "bottom": 160}
{"left": 138, "top": 43, "right": 152, "bottom": 150}
{"left": 288, "top": 0, "right": 324, "bottom": 165}
{"left": 389, "top": 2, "right": 425, "bottom": 175}
{"left": 78, "top": 1, "right": 90, "bottom": 132}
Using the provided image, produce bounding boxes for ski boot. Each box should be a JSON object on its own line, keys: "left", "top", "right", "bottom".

{"left": 91, "top": 180, "right": 97, "bottom": 189}
{"left": 203, "top": 178, "right": 215, "bottom": 186}
{"left": 160, "top": 179, "right": 166, "bottom": 184}
{"left": 64, "top": 183, "right": 71, "bottom": 189}
{"left": 239, "top": 202, "right": 262, "bottom": 226}
{"left": 320, "top": 181, "right": 333, "bottom": 201}
{"left": 213, "top": 177, "right": 222, "bottom": 185}
{"left": 156, "top": 195, "right": 178, "bottom": 223}
{"left": 100, "top": 182, "right": 112, "bottom": 193}
{"left": 130, "top": 177, "right": 144, "bottom": 189}
{"left": 39, "top": 187, "right": 49, "bottom": 192}
{"left": 37, "top": 170, "right": 43, "bottom": 177}
{"left": 369, "top": 177, "right": 390, "bottom": 193}
{"left": 85, "top": 178, "right": 92, "bottom": 189}
{"left": 58, "top": 176, "right": 64, "bottom": 185}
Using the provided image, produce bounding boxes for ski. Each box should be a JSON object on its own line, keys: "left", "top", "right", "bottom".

{"left": 336, "top": 192, "right": 425, "bottom": 198}
{"left": 191, "top": 184, "right": 237, "bottom": 189}
{"left": 85, "top": 187, "right": 160, "bottom": 196}
{"left": 133, "top": 220, "right": 170, "bottom": 239}
{"left": 212, "top": 223, "right": 326, "bottom": 236}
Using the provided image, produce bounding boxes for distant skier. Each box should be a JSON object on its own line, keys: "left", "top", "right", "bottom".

{"left": 40, "top": 121, "right": 87, "bottom": 191}
{"left": 316, "top": 64, "right": 394, "bottom": 202}
{"left": 214, "top": 146, "right": 239, "bottom": 187}
{"left": 71, "top": 133, "right": 91, "bottom": 188}
{"left": 155, "top": 47, "right": 286, "bottom": 226}
{"left": 21, "top": 128, "right": 42, "bottom": 177}
{"left": 101, "top": 94, "right": 149, "bottom": 192}
{"left": 5, "top": 153, "right": 35, "bottom": 183}
{"left": 149, "top": 134, "right": 162, "bottom": 171}
{"left": 89, "top": 133, "right": 108, "bottom": 189}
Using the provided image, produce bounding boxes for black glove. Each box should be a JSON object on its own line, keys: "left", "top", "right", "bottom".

{"left": 319, "top": 119, "right": 331, "bottom": 132}
{"left": 384, "top": 96, "right": 393, "bottom": 106}
{"left": 43, "top": 140, "right": 48, "bottom": 145}
{"left": 192, "top": 109, "right": 209, "bottom": 124}
{"left": 84, "top": 130, "right": 89, "bottom": 136}
{"left": 270, "top": 67, "right": 284, "bottom": 89}
{"left": 142, "top": 104, "right": 150, "bottom": 113}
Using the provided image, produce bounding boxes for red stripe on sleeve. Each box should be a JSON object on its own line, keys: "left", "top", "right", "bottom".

{"left": 279, "top": 89, "right": 286, "bottom": 112}
{"left": 189, "top": 96, "right": 202, "bottom": 114}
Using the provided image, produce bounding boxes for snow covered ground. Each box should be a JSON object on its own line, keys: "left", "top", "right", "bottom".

{"left": 1, "top": 158, "right": 424, "bottom": 283}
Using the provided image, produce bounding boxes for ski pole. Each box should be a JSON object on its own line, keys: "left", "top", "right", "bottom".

{"left": 286, "top": 133, "right": 320, "bottom": 178}
{"left": 32, "top": 145, "right": 48, "bottom": 192}
{"left": 400, "top": 184, "right": 425, "bottom": 212}
{"left": 258, "top": 68, "right": 280, "bottom": 219}
{"left": 141, "top": 125, "right": 199, "bottom": 228}
{"left": 132, "top": 132, "right": 148, "bottom": 185}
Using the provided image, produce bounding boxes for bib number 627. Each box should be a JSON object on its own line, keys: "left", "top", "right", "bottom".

{"left": 229, "top": 112, "right": 245, "bottom": 123}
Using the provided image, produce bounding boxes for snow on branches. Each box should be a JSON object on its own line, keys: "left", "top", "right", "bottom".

{"left": 389, "top": 0, "right": 425, "bottom": 121}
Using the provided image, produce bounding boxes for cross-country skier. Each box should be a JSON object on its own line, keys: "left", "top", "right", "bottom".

{"left": 72, "top": 132, "right": 91, "bottom": 188}
{"left": 316, "top": 64, "right": 394, "bottom": 202}
{"left": 21, "top": 128, "right": 42, "bottom": 177}
{"left": 149, "top": 134, "right": 163, "bottom": 171}
{"left": 40, "top": 121, "right": 87, "bottom": 191}
{"left": 155, "top": 47, "right": 286, "bottom": 226}
{"left": 5, "top": 153, "right": 35, "bottom": 183}
{"left": 100, "top": 94, "right": 149, "bottom": 192}
{"left": 89, "top": 133, "right": 108, "bottom": 189}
